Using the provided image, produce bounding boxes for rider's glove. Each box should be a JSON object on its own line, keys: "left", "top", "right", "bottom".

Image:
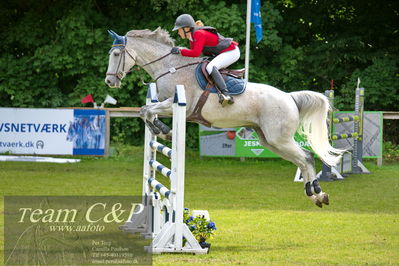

{"left": 171, "top": 47, "right": 180, "bottom": 54}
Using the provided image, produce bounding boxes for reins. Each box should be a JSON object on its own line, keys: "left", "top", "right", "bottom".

{"left": 108, "top": 43, "right": 202, "bottom": 82}
{"left": 142, "top": 52, "right": 172, "bottom": 67}
{"left": 154, "top": 61, "right": 203, "bottom": 82}
{"left": 137, "top": 50, "right": 202, "bottom": 82}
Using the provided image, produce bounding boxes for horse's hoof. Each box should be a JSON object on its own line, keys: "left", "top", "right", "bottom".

{"left": 310, "top": 195, "right": 323, "bottom": 208}
{"left": 158, "top": 133, "right": 172, "bottom": 142}
{"left": 321, "top": 193, "right": 329, "bottom": 205}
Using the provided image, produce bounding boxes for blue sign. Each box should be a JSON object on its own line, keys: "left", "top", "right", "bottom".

{"left": 0, "top": 108, "right": 107, "bottom": 156}
{"left": 67, "top": 110, "right": 106, "bottom": 156}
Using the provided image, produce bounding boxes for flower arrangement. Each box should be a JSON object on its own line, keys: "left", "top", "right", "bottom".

{"left": 183, "top": 208, "right": 216, "bottom": 250}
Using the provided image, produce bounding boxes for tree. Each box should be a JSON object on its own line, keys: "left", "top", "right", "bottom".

{"left": 0, "top": 0, "right": 398, "bottom": 145}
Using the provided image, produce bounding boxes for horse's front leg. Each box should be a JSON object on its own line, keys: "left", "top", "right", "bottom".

{"left": 140, "top": 97, "right": 173, "bottom": 139}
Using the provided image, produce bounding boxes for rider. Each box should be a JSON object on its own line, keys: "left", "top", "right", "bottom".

{"left": 171, "top": 14, "right": 240, "bottom": 106}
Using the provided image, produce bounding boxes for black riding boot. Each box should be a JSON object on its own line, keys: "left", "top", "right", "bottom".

{"left": 210, "top": 66, "right": 234, "bottom": 107}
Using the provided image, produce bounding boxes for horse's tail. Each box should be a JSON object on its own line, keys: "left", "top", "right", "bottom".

{"left": 290, "top": 90, "right": 345, "bottom": 166}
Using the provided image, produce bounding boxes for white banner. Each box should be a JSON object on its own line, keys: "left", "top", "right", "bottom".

{"left": 0, "top": 108, "right": 106, "bottom": 155}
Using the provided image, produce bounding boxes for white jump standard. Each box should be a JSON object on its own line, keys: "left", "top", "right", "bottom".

{"left": 122, "top": 83, "right": 208, "bottom": 254}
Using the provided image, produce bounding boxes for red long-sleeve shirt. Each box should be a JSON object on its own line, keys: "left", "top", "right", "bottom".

{"left": 180, "top": 29, "right": 238, "bottom": 57}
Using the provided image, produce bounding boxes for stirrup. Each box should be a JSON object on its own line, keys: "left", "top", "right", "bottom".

{"left": 218, "top": 94, "right": 234, "bottom": 107}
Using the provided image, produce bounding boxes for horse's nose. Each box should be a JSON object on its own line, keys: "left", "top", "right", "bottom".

{"left": 105, "top": 77, "right": 112, "bottom": 85}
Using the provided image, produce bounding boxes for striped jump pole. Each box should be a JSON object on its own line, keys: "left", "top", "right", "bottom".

{"left": 333, "top": 116, "right": 359, "bottom": 123}
{"left": 332, "top": 132, "right": 359, "bottom": 140}
{"left": 150, "top": 140, "right": 172, "bottom": 158}
{"left": 148, "top": 178, "right": 171, "bottom": 198}
{"left": 149, "top": 159, "right": 172, "bottom": 178}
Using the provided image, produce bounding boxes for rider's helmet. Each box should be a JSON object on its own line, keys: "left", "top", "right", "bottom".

{"left": 172, "top": 14, "right": 196, "bottom": 31}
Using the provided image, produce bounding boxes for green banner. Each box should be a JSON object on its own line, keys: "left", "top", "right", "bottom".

{"left": 199, "top": 126, "right": 310, "bottom": 158}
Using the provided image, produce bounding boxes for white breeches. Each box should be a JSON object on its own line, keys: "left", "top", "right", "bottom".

{"left": 206, "top": 46, "right": 240, "bottom": 74}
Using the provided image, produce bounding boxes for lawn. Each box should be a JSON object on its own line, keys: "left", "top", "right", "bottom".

{"left": 1, "top": 147, "right": 398, "bottom": 265}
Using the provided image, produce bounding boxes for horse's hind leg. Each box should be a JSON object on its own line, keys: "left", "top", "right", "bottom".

{"left": 254, "top": 128, "right": 329, "bottom": 207}
{"left": 300, "top": 148, "right": 329, "bottom": 206}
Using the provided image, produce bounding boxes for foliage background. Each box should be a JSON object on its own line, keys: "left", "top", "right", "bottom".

{"left": 0, "top": 0, "right": 398, "bottom": 148}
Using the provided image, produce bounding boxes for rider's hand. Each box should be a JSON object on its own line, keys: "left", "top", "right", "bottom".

{"left": 171, "top": 47, "right": 180, "bottom": 54}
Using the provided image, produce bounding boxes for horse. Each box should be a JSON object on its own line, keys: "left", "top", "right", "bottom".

{"left": 104, "top": 27, "right": 344, "bottom": 207}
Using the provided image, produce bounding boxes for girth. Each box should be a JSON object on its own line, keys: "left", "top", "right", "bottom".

{"left": 187, "top": 90, "right": 212, "bottom": 127}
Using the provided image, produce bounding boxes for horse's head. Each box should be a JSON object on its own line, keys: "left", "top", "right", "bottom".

{"left": 105, "top": 30, "right": 137, "bottom": 88}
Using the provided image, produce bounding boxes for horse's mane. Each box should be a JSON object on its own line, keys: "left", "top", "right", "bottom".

{"left": 126, "top": 27, "right": 175, "bottom": 47}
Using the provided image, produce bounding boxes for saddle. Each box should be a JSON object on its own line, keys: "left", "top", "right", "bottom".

{"left": 198, "top": 60, "right": 245, "bottom": 88}
{"left": 187, "top": 61, "right": 247, "bottom": 127}
{"left": 199, "top": 61, "right": 246, "bottom": 92}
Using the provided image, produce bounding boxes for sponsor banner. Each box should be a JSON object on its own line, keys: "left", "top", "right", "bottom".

{"left": 199, "top": 126, "right": 310, "bottom": 158}
{"left": 4, "top": 196, "right": 151, "bottom": 265}
{"left": 0, "top": 108, "right": 106, "bottom": 156}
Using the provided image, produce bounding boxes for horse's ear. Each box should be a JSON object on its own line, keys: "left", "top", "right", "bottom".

{"left": 107, "top": 30, "right": 126, "bottom": 46}
{"left": 108, "top": 30, "right": 116, "bottom": 39}
{"left": 154, "top": 27, "right": 162, "bottom": 33}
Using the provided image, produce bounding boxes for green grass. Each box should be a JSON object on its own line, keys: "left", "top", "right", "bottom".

{"left": 1, "top": 147, "right": 399, "bottom": 265}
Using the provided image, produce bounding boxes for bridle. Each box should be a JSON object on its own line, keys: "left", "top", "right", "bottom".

{"left": 106, "top": 44, "right": 137, "bottom": 80}
{"left": 106, "top": 38, "right": 202, "bottom": 82}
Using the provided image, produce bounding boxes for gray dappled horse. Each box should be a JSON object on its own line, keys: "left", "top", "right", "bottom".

{"left": 105, "top": 27, "right": 344, "bottom": 207}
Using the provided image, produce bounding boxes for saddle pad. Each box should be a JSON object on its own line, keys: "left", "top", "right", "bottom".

{"left": 195, "top": 64, "right": 247, "bottom": 95}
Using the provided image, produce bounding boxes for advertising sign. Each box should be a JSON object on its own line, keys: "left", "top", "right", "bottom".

{"left": 0, "top": 108, "right": 106, "bottom": 156}
{"left": 199, "top": 126, "right": 310, "bottom": 158}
